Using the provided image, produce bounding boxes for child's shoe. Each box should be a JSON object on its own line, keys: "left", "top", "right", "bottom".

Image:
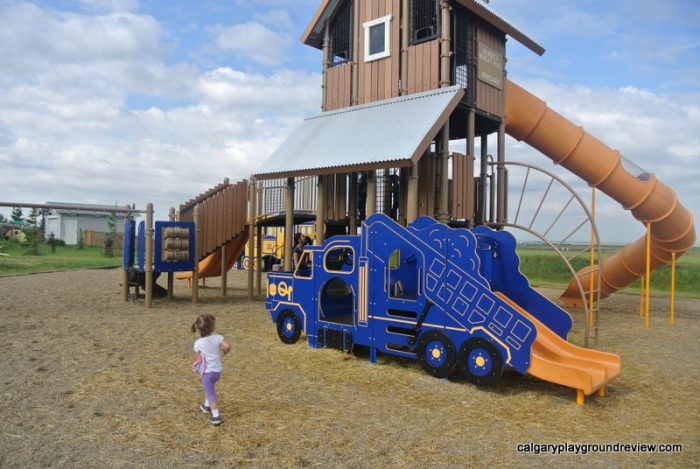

{"left": 209, "top": 414, "right": 222, "bottom": 426}
{"left": 200, "top": 404, "right": 211, "bottom": 414}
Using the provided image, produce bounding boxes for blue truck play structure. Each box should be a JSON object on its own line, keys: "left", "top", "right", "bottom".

{"left": 266, "top": 214, "right": 621, "bottom": 396}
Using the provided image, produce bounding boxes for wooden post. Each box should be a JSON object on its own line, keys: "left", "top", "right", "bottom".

{"left": 247, "top": 179, "right": 256, "bottom": 300}
{"left": 400, "top": 0, "right": 409, "bottom": 94}
{"left": 315, "top": 175, "right": 326, "bottom": 245}
{"left": 145, "top": 202, "right": 154, "bottom": 309}
{"left": 366, "top": 171, "right": 376, "bottom": 218}
{"left": 479, "top": 134, "right": 488, "bottom": 225}
{"left": 321, "top": 21, "right": 330, "bottom": 111}
{"left": 466, "top": 108, "right": 476, "bottom": 227}
{"left": 193, "top": 205, "right": 201, "bottom": 304}
{"left": 284, "top": 177, "right": 294, "bottom": 268}
{"left": 437, "top": 127, "right": 450, "bottom": 223}
{"left": 255, "top": 224, "right": 263, "bottom": 298}
{"left": 348, "top": 173, "right": 357, "bottom": 235}
{"left": 352, "top": 0, "right": 360, "bottom": 104}
{"left": 496, "top": 122, "right": 506, "bottom": 225}
{"left": 439, "top": 0, "right": 451, "bottom": 88}
{"left": 407, "top": 162, "right": 418, "bottom": 224}
{"left": 167, "top": 207, "right": 175, "bottom": 300}
{"left": 221, "top": 242, "right": 227, "bottom": 297}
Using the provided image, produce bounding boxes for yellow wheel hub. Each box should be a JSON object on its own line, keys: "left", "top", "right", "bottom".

{"left": 475, "top": 356, "right": 486, "bottom": 367}
{"left": 431, "top": 348, "right": 442, "bottom": 359}
{"left": 286, "top": 323, "right": 293, "bottom": 331}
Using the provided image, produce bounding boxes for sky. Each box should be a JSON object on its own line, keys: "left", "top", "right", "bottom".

{"left": 0, "top": 0, "right": 698, "bottom": 245}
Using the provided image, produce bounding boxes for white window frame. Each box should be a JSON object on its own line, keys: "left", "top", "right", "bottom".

{"left": 363, "top": 15, "right": 392, "bottom": 62}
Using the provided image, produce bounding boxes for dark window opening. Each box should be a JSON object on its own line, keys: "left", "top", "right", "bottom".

{"left": 330, "top": 0, "right": 352, "bottom": 66}
{"left": 325, "top": 247, "right": 354, "bottom": 273}
{"left": 452, "top": 3, "right": 476, "bottom": 102}
{"left": 387, "top": 248, "right": 420, "bottom": 300}
{"left": 369, "top": 23, "right": 385, "bottom": 55}
{"left": 320, "top": 277, "right": 354, "bottom": 325}
{"left": 410, "top": 0, "right": 439, "bottom": 44}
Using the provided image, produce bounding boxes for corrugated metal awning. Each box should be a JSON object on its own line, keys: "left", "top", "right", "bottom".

{"left": 254, "top": 86, "right": 464, "bottom": 180}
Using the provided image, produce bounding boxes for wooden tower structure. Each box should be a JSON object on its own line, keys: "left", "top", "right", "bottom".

{"left": 250, "top": 0, "right": 544, "bottom": 277}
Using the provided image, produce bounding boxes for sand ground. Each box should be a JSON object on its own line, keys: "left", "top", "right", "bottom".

{"left": 0, "top": 268, "right": 698, "bottom": 468}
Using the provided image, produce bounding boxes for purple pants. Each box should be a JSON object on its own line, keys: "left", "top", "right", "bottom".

{"left": 201, "top": 371, "right": 221, "bottom": 405}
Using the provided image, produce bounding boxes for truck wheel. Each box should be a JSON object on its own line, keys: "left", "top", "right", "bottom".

{"left": 458, "top": 338, "right": 503, "bottom": 386}
{"left": 416, "top": 330, "right": 456, "bottom": 379}
{"left": 276, "top": 310, "right": 301, "bottom": 344}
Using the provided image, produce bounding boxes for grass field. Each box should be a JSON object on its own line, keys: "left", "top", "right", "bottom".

{"left": 0, "top": 239, "right": 122, "bottom": 275}
{"left": 516, "top": 245, "right": 700, "bottom": 298}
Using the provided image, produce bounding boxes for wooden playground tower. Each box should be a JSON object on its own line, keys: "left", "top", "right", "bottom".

{"left": 251, "top": 0, "right": 534, "bottom": 274}
{"left": 130, "top": 0, "right": 692, "bottom": 349}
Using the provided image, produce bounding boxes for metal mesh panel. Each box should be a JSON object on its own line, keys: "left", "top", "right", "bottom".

{"left": 410, "top": 0, "right": 439, "bottom": 44}
{"left": 453, "top": 3, "right": 476, "bottom": 103}
{"left": 329, "top": 0, "right": 352, "bottom": 66}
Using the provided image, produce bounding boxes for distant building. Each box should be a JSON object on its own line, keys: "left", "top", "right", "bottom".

{"left": 43, "top": 202, "right": 138, "bottom": 245}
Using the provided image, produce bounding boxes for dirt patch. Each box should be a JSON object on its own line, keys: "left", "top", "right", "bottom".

{"left": 0, "top": 270, "right": 698, "bottom": 467}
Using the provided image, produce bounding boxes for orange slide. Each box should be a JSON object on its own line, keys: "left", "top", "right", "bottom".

{"left": 505, "top": 79, "right": 696, "bottom": 306}
{"left": 497, "top": 293, "right": 621, "bottom": 397}
{"left": 176, "top": 234, "right": 248, "bottom": 281}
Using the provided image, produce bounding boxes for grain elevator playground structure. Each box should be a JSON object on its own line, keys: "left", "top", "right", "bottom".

{"left": 123, "top": 0, "right": 695, "bottom": 403}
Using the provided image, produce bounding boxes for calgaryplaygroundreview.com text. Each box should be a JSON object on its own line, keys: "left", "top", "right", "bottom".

{"left": 516, "top": 442, "right": 683, "bottom": 456}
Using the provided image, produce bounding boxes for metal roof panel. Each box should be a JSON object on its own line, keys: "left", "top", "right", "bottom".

{"left": 254, "top": 86, "right": 464, "bottom": 179}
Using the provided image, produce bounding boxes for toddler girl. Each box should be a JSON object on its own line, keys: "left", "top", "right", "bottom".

{"left": 191, "top": 314, "right": 231, "bottom": 425}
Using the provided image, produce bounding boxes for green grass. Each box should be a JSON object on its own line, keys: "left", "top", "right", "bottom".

{"left": 517, "top": 245, "right": 700, "bottom": 298}
{"left": 0, "top": 239, "right": 122, "bottom": 275}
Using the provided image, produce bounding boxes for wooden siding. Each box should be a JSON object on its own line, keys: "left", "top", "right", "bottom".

{"left": 323, "top": 174, "right": 348, "bottom": 221}
{"left": 406, "top": 39, "right": 440, "bottom": 95}
{"left": 179, "top": 180, "right": 248, "bottom": 259}
{"left": 325, "top": 63, "right": 352, "bottom": 111}
{"left": 356, "top": 0, "right": 401, "bottom": 105}
{"left": 475, "top": 24, "right": 505, "bottom": 117}
{"left": 451, "top": 152, "right": 474, "bottom": 221}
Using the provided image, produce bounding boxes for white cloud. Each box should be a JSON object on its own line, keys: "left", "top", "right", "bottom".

{"left": 215, "top": 21, "right": 293, "bottom": 66}
{"left": 0, "top": 3, "right": 321, "bottom": 222}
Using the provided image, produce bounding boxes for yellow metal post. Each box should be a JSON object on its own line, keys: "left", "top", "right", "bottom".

{"left": 576, "top": 389, "right": 584, "bottom": 406}
{"left": 639, "top": 275, "right": 645, "bottom": 317}
{"left": 670, "top": 251, "right": 676, "bottom": 325}
{"left": 588, "top": 187, "right": 596, "bottom": 328}
{"left": 645, "top": 222, "right": 651, "bottom": 329}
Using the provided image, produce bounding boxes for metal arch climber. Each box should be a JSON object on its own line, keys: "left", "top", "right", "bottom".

{"left": 488, "top": 160, "right": 602, "bottom": 347}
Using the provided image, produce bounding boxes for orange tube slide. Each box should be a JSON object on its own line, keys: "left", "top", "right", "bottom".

{"left": 505, "top": 79, "right": 696, "bottom": 306}
{"left": 176, "top": 233, "right": 248, "bottom": 280}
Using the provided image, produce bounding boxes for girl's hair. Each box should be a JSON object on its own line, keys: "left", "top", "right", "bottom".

{"left": 191, "top": 314, "right": 216, "bottom": 337}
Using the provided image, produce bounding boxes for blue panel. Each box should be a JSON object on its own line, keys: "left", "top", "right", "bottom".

{"left": 153, "top": 221, "right": 195, "bottom": 272}
{"left": 472, "top": 226, "right": 573, "bottom": 340}
{"left": 122, "top": 219, "right": 135, "bottom": 269}
{"left": 137, "top": 221, "right": 145, "bottom": 272}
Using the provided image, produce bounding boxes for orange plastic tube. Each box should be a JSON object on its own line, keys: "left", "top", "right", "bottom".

{"left": 504, "top": 79, "right": 696, "bottom": 306}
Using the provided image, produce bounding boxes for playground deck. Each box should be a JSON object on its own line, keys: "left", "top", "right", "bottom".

{"left": 0, "top": 269, "right": 697, "bottom": 467}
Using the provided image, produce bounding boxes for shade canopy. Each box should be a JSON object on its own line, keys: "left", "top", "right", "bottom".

{"left": 254, "top": 86, "right": 465, "bottom": 180}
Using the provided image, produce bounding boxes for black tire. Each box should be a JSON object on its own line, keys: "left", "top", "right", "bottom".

{"left": 276, "top": 310, "right": 301, "bottom": 344}
{"left": 416, "top": 330, "right": 456, "bottom": 378}
{"left": 458, "top": 337, "right": 503, "bottom": 386}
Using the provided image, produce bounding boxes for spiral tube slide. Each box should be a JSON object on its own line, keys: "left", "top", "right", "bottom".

{"left": 504, "top": 79, "right": 696, "bottom": 306}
